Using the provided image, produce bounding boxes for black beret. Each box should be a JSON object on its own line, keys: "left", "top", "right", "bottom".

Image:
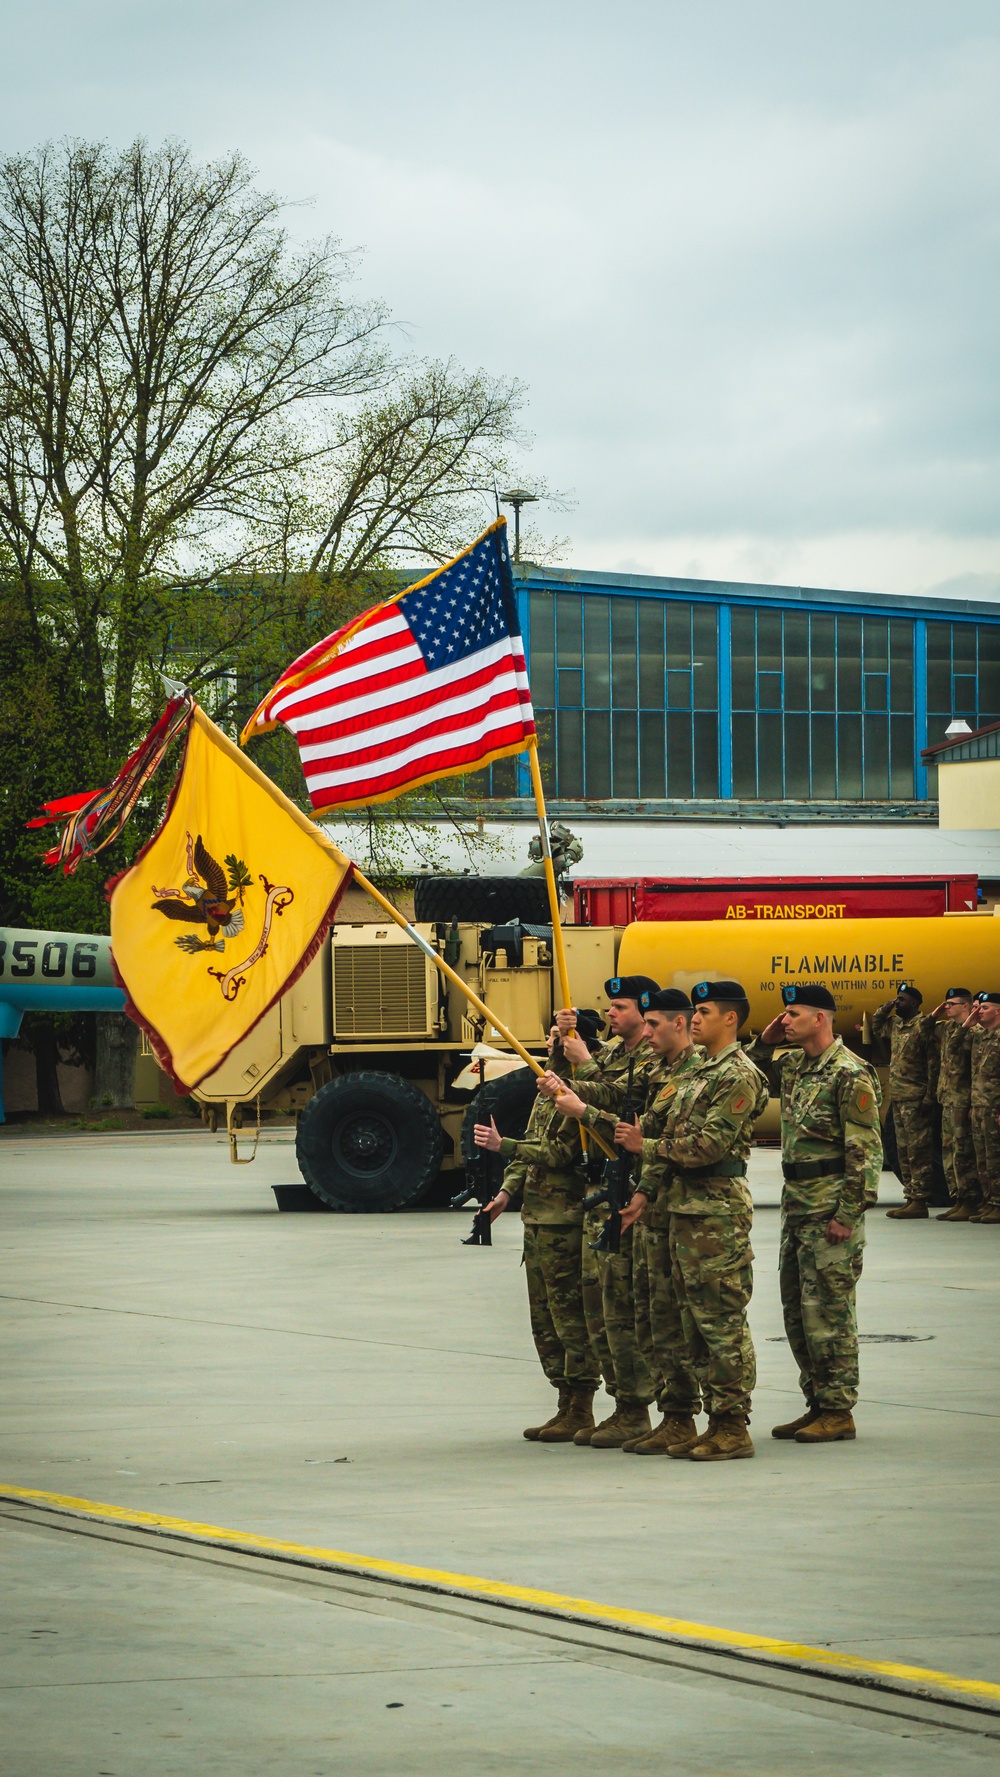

{"left": 572, "top": 1007, "right": 605, "bottom": 1044}
{"left": 641, "top": 987, "right": 693, "bottom": 1013}
{"left": 605, "top": 974, "right": 660, "bottom": 1002}
{"left": 896, "top": 983, "right": 922, "bottom": 1003}
{"left": 692, "top": 979, "right": 748, "bottom": 1004}
{"left": 975, "top": 991, "right": 1000, "bottom": 1006}
{"left": 945, "top": 987, "right": 973, "bottom": 1001}
{"left": 782, "top": 983, "right": 836, "bottom": 1011}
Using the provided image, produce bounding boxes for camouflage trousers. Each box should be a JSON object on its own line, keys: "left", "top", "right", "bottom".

{"left": 581, "top": 1212, "right": 655, "bottom": 1406}
{"left": 941, "top": 1100, "right": 980, "bottom": 1206}
{"left": 668, "top": 1209, "right": 756, "bottom": 1420}
{"left": 779, "top": 1215, "right": 865, "bottom": 1412}
{"left": 893, "top": 1100, "right": 935, "bottom": 1203}
{"left": 970, "top": 1107, "right": 1000, "bottom": 1209}
{"left": 633, "top": 1220, "right": 704, "bottom": 1416}
{"left": 523, "top": 1223, "right": 599, "bottom": 1392}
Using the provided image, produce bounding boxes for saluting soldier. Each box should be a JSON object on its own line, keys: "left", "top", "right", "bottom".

{"left": 749, "top": 985, "right": 882, "bottom": 1444}
{"left": 965, "top": 992, "right": 1000, "bottom": 1224}
{"left": 539, "top": 975, "right": 660, "bottom": 1449}
{"left": 609, "top": 979, "right": 768, "bottom": 1463}
{"left": 473, "top": 1015, "right": 604, "bottom": 1443}
{"left": 871, "top": 986, "right": 938, "bottom": 1220}
{"left": 929, "top": 988, "right": 980, "bottom": 1221}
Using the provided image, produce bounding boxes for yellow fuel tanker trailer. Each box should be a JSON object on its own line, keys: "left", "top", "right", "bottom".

{"left": 619, "top": 914, "right": 1000, "bottom": 1034}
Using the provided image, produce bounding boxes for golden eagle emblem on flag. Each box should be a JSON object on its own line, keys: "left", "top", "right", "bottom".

{"left": 152, "top": 833, "right": 249, "bottom": 951}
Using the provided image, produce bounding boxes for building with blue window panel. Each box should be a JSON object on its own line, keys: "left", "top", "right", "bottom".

{"left": 478, "top": 565, "right": 1000, "bottom": 816}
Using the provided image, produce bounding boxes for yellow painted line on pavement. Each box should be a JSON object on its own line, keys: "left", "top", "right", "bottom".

{"left": 3, "top": 1483, "right": 998, "bottom": 1706}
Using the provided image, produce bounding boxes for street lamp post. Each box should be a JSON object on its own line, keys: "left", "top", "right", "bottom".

{"left": 498, "top": 488, "right": 539, "bottom": 563}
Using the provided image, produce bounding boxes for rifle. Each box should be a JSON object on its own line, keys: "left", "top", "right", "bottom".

{"left": 449, "top": 1180, "right": 494, "bottom": 1246}
{"left": 589, "top": 1054, "right": 636, "bottom": 1256}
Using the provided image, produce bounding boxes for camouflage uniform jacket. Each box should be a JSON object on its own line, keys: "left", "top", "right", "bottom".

{"left": 626, "top": 1046, "right": 702, "bottom": 1229}
{"left": 637, "top": 1043, "right": 769, "bottom": 1217}
{"left": 936, "top": 1018, "right": 973, "bottom": 1109}
{"left": 870, "top": 1005, "right": 939, "bottom": 1105}
{"left": 969, "top": 1024, "right": 1000, "bottom": 1110}
{"left": 498, "top": 1091, "right": 586, "bottom": 1225}
{"left": 570, "top": 1033, "right": 657, "bottom": 1133}
{"left": 746, "top": 1036, "right": 882, "bottom": 1230}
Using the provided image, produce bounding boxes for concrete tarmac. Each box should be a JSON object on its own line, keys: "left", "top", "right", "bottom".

{"left": 2, "top": 1131, "right": 999, "bottom": 1774}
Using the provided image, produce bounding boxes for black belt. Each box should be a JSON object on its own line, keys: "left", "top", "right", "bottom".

{"left": 782, "top": 1156, "right": 845, "bottom": 1182}
{"left": 678, "top": 1158, "right": 747, "bottom": 1181}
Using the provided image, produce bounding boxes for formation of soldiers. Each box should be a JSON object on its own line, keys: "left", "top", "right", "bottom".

{"left": 871, "top": 986, "right": 1000, "bottom": 1222}
{"left": 473, "top": 973, "right": 883, "bottom": 1462}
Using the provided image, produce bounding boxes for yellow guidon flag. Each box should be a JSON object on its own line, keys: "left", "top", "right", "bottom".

{"left": 108, "top": 705, "right": 353, "bottom": 1092}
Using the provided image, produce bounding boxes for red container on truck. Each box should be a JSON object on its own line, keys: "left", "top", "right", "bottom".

{"left": 573, "top": 875, "right": 980, "bottom": 925}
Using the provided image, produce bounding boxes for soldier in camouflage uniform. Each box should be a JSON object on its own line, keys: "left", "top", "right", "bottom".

{"left": 474, "top": 1020, "right": 602, "bottom": 1442}
{"left": 966, "top": 993, "right": 1000, "bottom": 1224}
{"left": 929, "top": 989, "right": 980, "bottom": 1221}
{"left": 749, "top": 984, "right": 883, "bottom": 1444}
{"left": 542, "top": 975, "right": 660, "bottom": 1448}
{"left": 620, "top": 979, "right": 769, "bottom": 1462}
{"left": 871, "top": 986, "right": 938, "bottom": 1220}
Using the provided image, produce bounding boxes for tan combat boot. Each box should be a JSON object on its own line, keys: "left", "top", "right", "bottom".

{"left": 771, "top": 1405, "right": 820, "bottom": 1439}
{"left": 524, "top": 1385, "right": 569, "bottom": 1441}
{"left": 971, "top": 1206, "right": 1000, "bottom": 1223}
{"left": 689, "top": 1414, "right": 755, "bottom": 1461}
{"left": 937, "top": 1204, "right": 974, "bottom": 1221}
{"left": 885, "top": 1200, "right": 929, "bottom": 1219}
{"left": 591, "top": 1402, "right": 651, "bottom": 1448}
{"left": 670, "top": 1415, "right": 719, "bottom": 1458}
{"left": 633, "top": 1414, "right": 698, "bottom": 1456}
{"left": 795, "top": 1409, "right": 856, "bottom": 1442}
{"left": 537, "top": 1387, "right": 596, "bottom": 1443}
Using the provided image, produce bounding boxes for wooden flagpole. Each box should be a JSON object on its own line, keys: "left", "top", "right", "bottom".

{"left": 527, "top": 742, "right": 574, "bottom": 1014}
{"left": 349, "top": 864, "right": 616, "bottom": 1162}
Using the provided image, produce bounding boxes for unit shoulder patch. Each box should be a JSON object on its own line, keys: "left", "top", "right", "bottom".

{"left": 847, "top": 1078, "right": 878, "bottom": 1127}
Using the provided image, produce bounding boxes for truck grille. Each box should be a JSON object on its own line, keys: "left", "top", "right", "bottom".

{"left": 333, "top": 945, "right": 431, "bottom": 1036}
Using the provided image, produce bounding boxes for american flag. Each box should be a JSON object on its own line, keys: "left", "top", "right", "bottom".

{"left": 242, "top": 520, "right": 536, "bottom": 810}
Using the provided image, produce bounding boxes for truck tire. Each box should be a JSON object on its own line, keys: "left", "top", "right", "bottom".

{"left": 413, "top": 875, "right": 553, "bottom": 925}
{"left": 460, "top": 1066, "right": 539, "bottom": 1201}
{"left": 296, "top": 1071, "right": 445, "bottom": 1212}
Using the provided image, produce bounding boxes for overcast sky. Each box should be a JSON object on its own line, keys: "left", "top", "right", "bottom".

{"left": 5, "top": 1, "right": 1000, "bottom": 599}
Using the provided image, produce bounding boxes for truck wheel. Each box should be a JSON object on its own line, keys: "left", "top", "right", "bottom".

{"left": 413, "top": 875, "right": 554, "bottom": 925}
{"left": 461, "top": 1066, "right": 539, "bottom": 1201}
{"left": 296, "top": 1071, "right": 445, "bottom": 1212}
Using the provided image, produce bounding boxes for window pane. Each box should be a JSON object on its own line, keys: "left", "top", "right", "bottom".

{"left": 811, "top": 714, "right": 837, "bottom": 796}
{"left": 784, "top": 611, "right": 809, "bottom": 710}
{"left": 556, "top": 709, "right": 583, "bottom": 797}
{"left": 490, "top": 755, "right": 516, "bottom": 797}
{"left": 863, "top": 617, "right": 888, "bottom": 672}
{"left": 584, "top": 595, "right": 611, "bottom": 707}
{"left": 637, "top": 600, "right": 664, "bottom": 707}
{"left": 667, "top": 711, "right": 693, "bottom": 797}
{"left": 731, "top": 609, "right": 756, "bottom": 708}
{"left": 954, "top": 674, "right": 977, "bottom": 718}
{"left": 556, "top": 592, "right": 582, "bottom": 669}
{"left": 926, "top": 621, "right": 951, "bottom": 713}
{"left": 535, "top": 708, "right": 556, "bottom": 787}
{"left": 611, "top": 598, "right": 637, "bottom": 707}
{"left": 953, "top": 622, "right": 976, "bottom": 674}
{"left": 837, "top": 616, "right": 862, "bottom": 709}
{"left": 758, "top": 671, "right": 782, "bottom": 709}
{"left": 810, "top": 614, "right": 835, "bottom": 710}
{"left": 863, "top": 673, "right": 888, "bottom": 711}
{"left": 557, "top": 667, "right": 582, "bottom": 706}
{"left": 586, "top": 710, "right": 612, "bottom": 798}
{"left": 890, "top": 715, "right": 914, "bottom": 796}
{"left": 889, "top": 619, "right": 913, "bottom": 713}
{"left": 667, "top": 669, "right": 692, "bottom": 708}
{"left": 639, "top": 712, "right": 666, "bottom": 797}
{"left": 612, "top": 709, "right": 639, "bottom": 796}
{"left": 529, "top": 593, "right": 555, "bottom": 703}
{"left": 757, "top": 609, "right": 782, "bottom": 674}
{"left": 863, "top": 715, "right": 889, "bottom": 796}
{"left": 665, "top": 601, "right": 692, "bottom": 669}
{"left": 757, "top": 713, "right": 783, "bottom": 797}
{"left": 838, "top": 714, "right": 863, "bottom": 797}
{"left": 692, "top": 604, "right": 718, "bottom": 707}
{"left": 784, "top": 713, "right": 810, "bottom": 796}
{"left": 693, "top": 712, "right": 718, "bottom": 796}
{"left": 732, "top": 713, "right": 756, "bottom": 795}
{"left": 977, "top": 625, "right": 1000, "bottom": 716}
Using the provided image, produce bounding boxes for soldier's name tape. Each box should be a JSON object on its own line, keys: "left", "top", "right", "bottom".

{"left": 3, "top": 1483, "right": 999, "bottom": 1710}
